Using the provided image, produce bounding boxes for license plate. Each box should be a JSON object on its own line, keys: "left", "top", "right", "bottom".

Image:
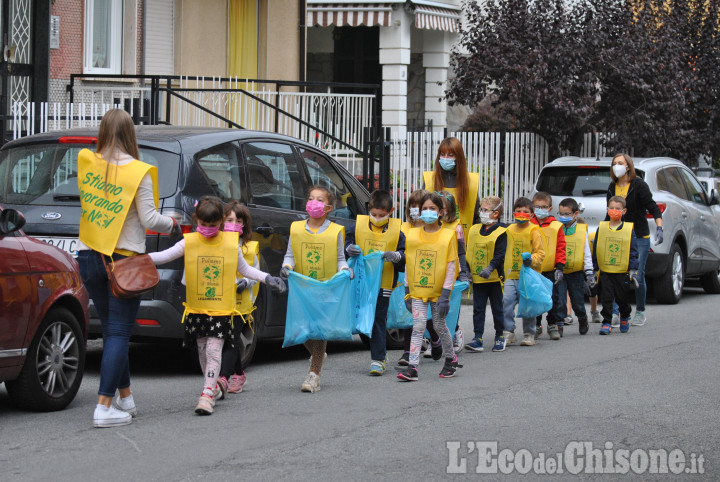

{"left": 33, "top": 237, "right": 80, "bottom": 257}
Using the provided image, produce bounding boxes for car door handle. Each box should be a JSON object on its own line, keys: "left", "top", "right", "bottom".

{"left": 700, "top": 215, "right": 706, "bottom": 221}
{"left": 255, "top": 225, "right": 274, "bottom": 236}
{"left": 681, "top": 212, "right": 688, "bottom": 218}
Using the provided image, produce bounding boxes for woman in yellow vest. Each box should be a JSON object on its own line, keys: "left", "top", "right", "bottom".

{"left": 279, "top": 185, "right": 354, "bottom": 393}
{"left": 397, "top": 192, "right": 460, "bottom": 382}
{"left": 216, "top": 201, "right": 258, "bottom": 396}
{"left": 76, "top": 109, "right": 180, "bottom": 428}
{"left": 148, "top": 196, "right": 286, "bottom": 415}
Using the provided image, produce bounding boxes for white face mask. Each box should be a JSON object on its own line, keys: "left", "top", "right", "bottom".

{"left": 409, "top": 207, "right": 420, "bottom": 220}
{"left": 480, "top": 212, "right": 496, "bottom": 225}
{"left": 613, "top": 164, "right": 627, "bottom": 178}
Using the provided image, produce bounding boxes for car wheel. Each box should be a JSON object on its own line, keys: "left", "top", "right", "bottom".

{"left": 652, "top": 244, "right": 684, "bottom": 304}
{"left": 699, "top": 269, "right": 720, "bottom": 294}
{"left": 238, "top": 282, "right": 263, "bottom": 369}
{"left": 5, "top": 307, "right": 85, "bottom": 412}
{"left": 359, "top": 329, "right": 405, "bottom": 350}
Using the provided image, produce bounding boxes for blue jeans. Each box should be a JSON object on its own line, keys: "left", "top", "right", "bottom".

{"left": 370, "top": 293, "right": 390, "bottom": 361}
{"left": 557, "top": 271, "right": 588, "bottom": 322}
{"left": 502, "top": 278, "right": 537, "bottom": 335}
{"left": 77, "top": 250, "right": 141, "bottom": 397}
{"left": 613, "top": 236, "right": 650, "bottom": 314}
{"left": 472, "top": 281, "right": 504, "bottom": 339}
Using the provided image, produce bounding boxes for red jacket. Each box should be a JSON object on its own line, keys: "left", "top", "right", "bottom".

{"left": 531, "top": 216, "right": 566, "bottom": 268}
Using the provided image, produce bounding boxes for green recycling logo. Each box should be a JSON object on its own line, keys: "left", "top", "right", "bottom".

{"left": 420, "top": 276, "right": 429, "bottom": 286}
{"left": 419, "top": 257, "right": 433, "bottom": 271}
{"left": 204, "top": 286, "right": 216, "bottom": 297}
{"left": 306, "top": 250, "right": 321, "bottom": 264}
{"left": 203, "top": 265, "right": 221, "bottom": 281}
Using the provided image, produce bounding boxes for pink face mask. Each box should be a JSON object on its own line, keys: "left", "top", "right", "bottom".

{"left": 305, "top": 199, "right": 327, "bottom": 218}
{"left": 196, "top": 225, "right": 219, "bottom": 238}
{"left": 224, "top": 222, "right": 243, "bottom": 235}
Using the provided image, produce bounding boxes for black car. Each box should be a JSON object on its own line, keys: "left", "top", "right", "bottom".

{"left": 0, "top": 127, "right": 371, "bottom": 366}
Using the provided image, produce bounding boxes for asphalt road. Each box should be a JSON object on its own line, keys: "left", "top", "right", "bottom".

{"left": 2, "top": 286, "right": 719, "bottom": 481}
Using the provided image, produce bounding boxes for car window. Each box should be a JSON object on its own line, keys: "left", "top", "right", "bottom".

{"left": 298, "top": 147, "right": 356, "bottom": 219}
{"left": 679, "top": 168, "right": 708, "bottom": 204}
{"left": 658, "top": 167, "right": 690, "bottom": 200}
{"left": 0, "top": 143, "right": 179, "bottom": 205}
{"left": 242, "top": 142, "right": 305, "bottom": 211}
{"left": 194, "top": 143, "right": 246, "bottom": 203}
{"left": 535, "top": 166, "right": 612, "bottom": 196}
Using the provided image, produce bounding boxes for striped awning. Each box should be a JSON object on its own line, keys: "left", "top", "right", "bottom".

{"left": 413, "top": 4, "right": 460, "bottom": 33}
{"left": 307, "top": 3, "right": 393, "bottom": 27}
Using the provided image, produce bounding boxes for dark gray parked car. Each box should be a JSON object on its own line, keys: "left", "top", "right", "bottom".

{"left": 534, "top": 156, "right": 720, "bottom": 304}
{"left": 0, "top": 127, "right": 371, "bottom": 365}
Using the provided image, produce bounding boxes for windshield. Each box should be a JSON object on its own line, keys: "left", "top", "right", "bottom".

{"left": 0, "top": 143, "right": 180, "bottom": 205}
{"left": 536, "top": 166, "right": 614, "bottom": 197}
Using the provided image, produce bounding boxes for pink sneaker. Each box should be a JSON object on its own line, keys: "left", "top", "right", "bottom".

{"left": 214, "top": 376, "right": 228, "bottom": 400}
{"left": 228, "top": 372, "right": 246, "bottom": 393}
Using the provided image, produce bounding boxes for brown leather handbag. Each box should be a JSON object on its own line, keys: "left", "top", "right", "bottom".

{"left": 102, "top": 254, "right": 160, "bottom": 299}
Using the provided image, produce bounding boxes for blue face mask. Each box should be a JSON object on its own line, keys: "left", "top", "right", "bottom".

{"left": 419, "top": 209, "right": 439, "bottom": 224}
{"left": 534, "top": 208, "right": 550, "bottom": 219}
{"left": 439, "top": 157, "right": 456, "bottom": 171}
{"left": 557, "top": 215, "right": 574, "bottom": 225}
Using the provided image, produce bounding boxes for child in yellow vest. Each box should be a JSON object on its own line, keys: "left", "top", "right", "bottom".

{"left": 397, "top": 191, "right": 460, "bottom": 381}
{"left": 501, "top": 197, "right": 546, "bottom": 347}
{"left": 279, "top": 185, "right": 353, "bottom": 393}
{"left": 465, "top": 196, "right": 507, "bottom": 353}
{"left": 148, "top": 196, "right": 286, "bottom": 415}
{"left": 398, "top": 189, "right": 431, "bottom": 366}
{"left": 217, "top": 201, "right": 257, "bottom": 396}
{"left": 531, "top": 191, "right": 566, "bottom": 340}
{"left": 592, "top": 196, "right": 639, "bottom": 335}
{"left": 345, "top": 189, "right": 405, "bottom": 376}
{"left": 437, "top": 190, "right": 472, "bottom": 353}
{"left": 556, "top": 198, "right": 595, "bottom": 335}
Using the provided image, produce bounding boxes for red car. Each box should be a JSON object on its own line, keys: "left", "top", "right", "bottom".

{"left": 0, "top": 207, "right": 89, "bottom": 411}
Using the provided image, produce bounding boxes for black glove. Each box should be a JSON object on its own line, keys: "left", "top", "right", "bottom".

{"left": 382, "top": 251, "right": 402, "bottom": 263}
{"left": 279, "top": 266, "right": 292, "bottom": 280}
{"left": 265, "top": 275, "right": 287, "bottom": 293}
{"left": 583, "top": 282, "right": 592, "bottom": 297}
{"left": 521, "top": 252, "right": 532, "bottom": 267}
{"left": 236, "top": 278, "right": 249, "bottom": 294}
{"left": 436, "top": 288, "right": 452, "bottom": 319}
{"left": 404, "top": 287, "right": 412, "bottom": 313}
{"left": 346, "top": 244, "right": 361, "bottom": 258}
{"left": 554, "top": 269, "right": 564, "bottom": 285}
{"left": 169, "top": 218, "right": 182, "bottom": 239}
{"left": 479, "top": 267, "right": 493, "bottom": 279}
{"left": 459, "top": 271, "right": 473, "bottom": 284}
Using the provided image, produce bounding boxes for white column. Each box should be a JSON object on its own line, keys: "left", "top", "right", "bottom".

{"left": 423, "top": 30, "right": 452, "bottom": 130}
{"left": 379, "top": 9, "right": 412, "bottom": 137}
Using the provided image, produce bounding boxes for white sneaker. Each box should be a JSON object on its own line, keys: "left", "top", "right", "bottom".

{"left": 503, "top": 330, "right": 517, "bottom": 345}
{"left": 631, "top": 311, "right": 646, "bottom": 326}
{"left": 520, "top": 333, "right": 535, "bottom": 346}
{"left": 453, "top": 328, "right": 464, "bottom": 353}
{"left": 422, "top": 345, "right": 433, "bottom": 358}
{"left": 611, "top": 313, "right": 620, "bottom": 328}
{"left": 113, "top": 394, "right": 137, "bottom": 417}
{"left": 591, "top": 310, "right": 602, "bottom": 323}
{"left": 564, "top": 316, "right": 574, "bottom": 325}
{"left": 301, "top": 371, "right": 321, "bottom": 393}
{"left": 93, "top": 404, "right": 132, "bottom": 428}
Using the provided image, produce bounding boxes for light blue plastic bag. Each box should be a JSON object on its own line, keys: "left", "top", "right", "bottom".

{"left": 425, "top": 280, "right": 468, "bottom": 338}
{"left": 282, "top": 270, "right": 354, "bottom": 347}
{"left": 387, "top": 273, "right": 413, "bottom": 329}
{"left": 517, "top": 265, "right": 553, "bottom": 318}
{"left": 347, "top": 250, "right": 385, "bottom": 336}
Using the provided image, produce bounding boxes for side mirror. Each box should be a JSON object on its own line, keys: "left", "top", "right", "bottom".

{"left": 711, "top": 189, "right": 720, "bottom": 206}
{"left": 0, "top": 208, "right": 26, "bottom": 235}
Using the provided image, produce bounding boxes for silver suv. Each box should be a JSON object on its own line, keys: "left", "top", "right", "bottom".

{"left": 534, "top": 157, "right": 720, "bottom": 304}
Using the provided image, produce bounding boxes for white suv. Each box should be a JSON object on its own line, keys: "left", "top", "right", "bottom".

{"left": 534, "top": 157, "right": 720, "bottom": 304}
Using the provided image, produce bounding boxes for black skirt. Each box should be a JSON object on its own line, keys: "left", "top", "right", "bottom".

{"left": 184, "top": 313, "right": 234, "bottom": 347}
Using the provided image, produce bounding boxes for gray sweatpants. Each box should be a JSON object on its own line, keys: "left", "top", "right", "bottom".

{"left": 502, "top": 278, "right": 537, "bottom": 335}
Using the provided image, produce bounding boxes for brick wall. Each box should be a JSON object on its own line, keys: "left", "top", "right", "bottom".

{"left": 137, "top": 0, "right": 143, "bottom": 74}
{"left": 50, "top": 0, "right": 84, "bottom": 81}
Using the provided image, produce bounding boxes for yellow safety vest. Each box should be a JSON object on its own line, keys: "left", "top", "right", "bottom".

{"left": 354, "top": 215, "right": 401, "bottom": 290}
{"left": 406, "top": 226, "right": 458, "bottom": 302}
{"left": 77, "top": 148, "right": 159, "bottom": 255}
{"left": 563, "top": 224, "right": 588, "bottom": 274}
{"left": 290, "top": 220, "right": 345, "bottom": 281}
{"left": 467, "top": 224, "right": 507, "bottom": 283}
{"left": 596, "top": 221, "right": 634, "bottom": 273}
{"left": 504, "top": 223, "right": 541, "bottom": 280}
{"left": 537, "top": 220, "right": 563, "bottom": 272}
{"left": 183, "top": 231, "right": 241, "bottom": 318}
{"left": 400, "top": 221, "right": 416, "bottom": 236}
{"left": 423, "top": 171, "right": 479, "bottom": 240}
{"left": 236, "top": 241, "right": 260, "bottom": 315}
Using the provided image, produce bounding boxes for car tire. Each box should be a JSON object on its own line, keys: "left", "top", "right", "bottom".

{"left": 5, "top": 307, "right": 86, "bottom": 412}
{"left": 652, "top": 244, "right": 684, "bottom": 304}
{"left": 699, "top": 269, "right": 720, "bottom": 294}
{"left": 237, "top": 256, "right": 272, "bottom": 369}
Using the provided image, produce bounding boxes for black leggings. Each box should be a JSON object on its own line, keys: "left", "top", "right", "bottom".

{"left": 402, "top": 319, "right": 439, "bottom": 352}
{"left": 219, "top": 321, "right": 244, "bottom": 378}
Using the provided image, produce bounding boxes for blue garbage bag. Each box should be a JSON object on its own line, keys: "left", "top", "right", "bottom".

{"left": 347, "top": 250, "right": 385, "bottom": 336}
{"left": 425, "top": 280, "right": 468, "bottom": 338}
{"left": 517, "top": 265, "right": 553, "bottom": 318}
{"left": 282, "top": 270, "right": 354, "bottom": 347}
{"left": 387, "top": 273, "right": 413, "bottom": 329}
